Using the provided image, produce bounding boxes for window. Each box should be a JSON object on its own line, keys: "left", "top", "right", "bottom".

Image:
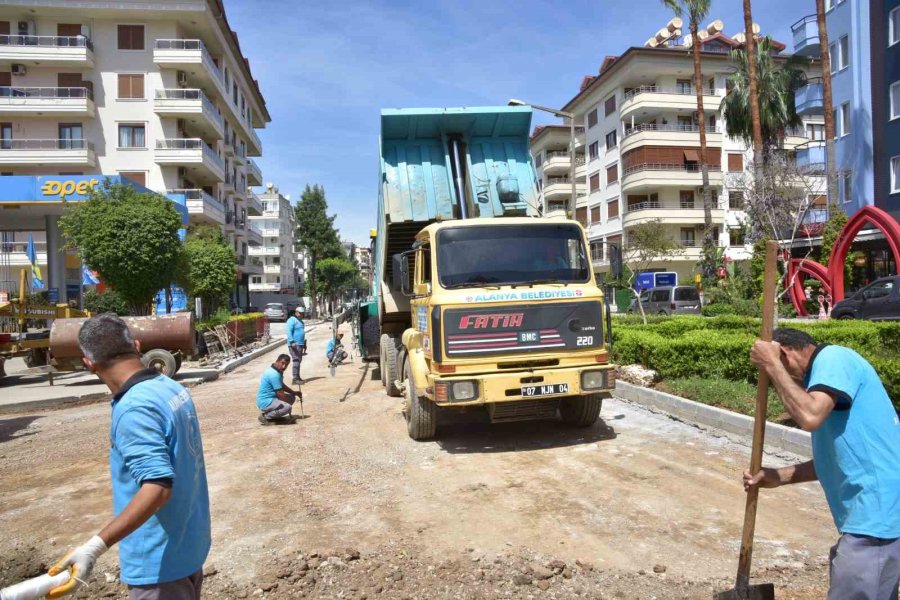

{"left": 604, "top": 95, "right": 616, "bottom": 116}
{"left": 118, "top": 123, "right": 145, "bottom": 148}
{"left": 729, "top": 227, "right": 746, "bottom": 247}
{"left": 591, "top": 205, "right": 600, "bottom": 223}
{"left": 838, "top": 103, "right": 851, "bottom": 137}
{"left": 119, "top": 171, "right": 146, "bottom": 186}
{"left": 831, "top": 35, "right": 849, "bottom": 72}
{"left": 117, "top": 25, "right": 144, "bottom": 50}
{"left": 842, "top": 171, "right": 853, "bottom": 203}
{"left": 587, "top": 109, "right": 598, "bottom": 128}
{"left": 863, "top": 279, "right": 894, "bottom": 299}
{"left": 590, "top": 241, "right": 604, "bottom": 261}
{"left": 605, "top": 130, "right": 617, "bottom": 150}
{"left": 117, "top": 73, "right": 144, "bottom": 99}
{"left": 676, "top": 79, "right": 692, "bottom": 94}
{"left": 607, "top": 197, "right": 619, "bottom": 219}
{"left": 892, "top": 157, "right": 900, "bottom": 194}
{"left": 58, "top": 123, "right": 83, "bottom": 149}
{"left": 806, "top": 123, "right": 826, "bottom": 140}
{"left": 575, "top": 207, "right": 587, "bottom": 226}
{"left": 679, "top": 190, "right": 695, "bottom": 209}
{"left": 589, "top": 172, "right": 600, "bottom": 192}
{"left": 680, "top": 228, "right": 696, "bottom": 246}
{"left": 891, "top": 81, "right": 900, "bottom": 120}
{"left": 729, "top": 191, "right": 745, "bottom": 210}
{"left": 675, "top": 287, "right": 700, "bottom": 302}
{"left": 589, "top": 141, "right": 599, "bottom": 161}
{"left": 727, "top": 153, "right": 744, "bottom": 172}
{"left": 891, "top": 6, "right": 900, "bottom": 46}
{"left": 606, "top": 164, "right": 618, "bottom": 185}
{"left": 1, "top": 122, "right": 12, "bottom": 149}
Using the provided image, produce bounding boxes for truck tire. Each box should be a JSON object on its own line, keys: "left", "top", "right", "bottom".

{"left": 24, "top": 348, "right": 49, "bottom": 369}
{"left": 560, "top": 393, "right": 604, "bottom": 427}
{"left": 142, "top": 349, "right": 178, "bottom": 378}
{"left": 380, "top": 333, "right": 402, "bottom": 397}
{"left": 404, "top": 356, "right": 436, "bottom": 440}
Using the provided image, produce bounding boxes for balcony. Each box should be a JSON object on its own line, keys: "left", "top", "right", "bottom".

{"left": 621, "top": 163, "right": 722, "bottom": 192}
{"left": 246, "top": 191, "right": 263, "bottom": 215}
{"left": 153, "top": 39, "right": 226, "bottom": 97}
{"left": 0, "top": 240, "right": 46, "bottom": 267}
{"left": 622, "top": 200, "right": 725, "bottom": 228}
{"left": 171, "top": 189, "right": 225, "bottom": 226}
{"left": 154, "top": 89, "right": 224, "bottom": 141}
{"left": 0, "top": 87, "right": 94, "bottom": 116}
{"left": 0, "top": 35, "right": 94, "bottom": 66}
{"left": 542, "top": 151, "right": 585, "bottom": 175}
{"left": 621, "top": 123, "right": 721, "bottom": 153}
{"left": 798, "top": 207, "right": 829, "bottom": 236}
{"left": 795, "top": 80, "right": 824, "bottom": 115}
{"left": 543, "top": 177, "right": 587, "bottom": 201}
{"left": 244, "top": 123, "right": 262, "bottom": 157}
{"left": 620, "top": 86, "right": 722, "bottom": 120}
{"left": 264, "top": 264, "right": 281, "bottom": 274}
{"left": 247, "top": 158, "right": 263, "bottom": 186}
{"left": 246, "top": 223, "right": 263, "bottom": 245}
{"left": 782, "top": 127, "right": 811, "bottom": 150}
{"left": 795, "top": 140, "right": 826, "bottom": 169}
{"left": 249, "top": 281, "right": 283, "bottom": 292}
{"left": 0, "top": 139, "right": 95, "bottom": 166}
{"left": 249, "top": 245, "right": 281, "bottom": 256}
{"left": 791, "top": 15, "right": 820, "bottom": 57}
{"left": 155, "top": 138, "right": 224, "bottom": 183}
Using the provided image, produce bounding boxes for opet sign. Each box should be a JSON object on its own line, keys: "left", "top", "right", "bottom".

{"left": 40, "top": 178, "right": 100, "bottom": 200}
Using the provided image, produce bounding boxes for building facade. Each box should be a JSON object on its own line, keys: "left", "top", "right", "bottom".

{"left": 248, "top": 183, "right": 295, "bottom": 305}
{"left": 0, "top": 0, "right": 269, "bottom": 306}
{"left": 533, "top": 21, "right": 824, "bottom": 282}
{"left": 874, "top": 0, "right": 900, "bottom": 220}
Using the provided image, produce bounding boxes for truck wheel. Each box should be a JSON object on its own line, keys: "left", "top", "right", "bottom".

{"left": 380, "top": 333, "right": 402, "bottom": 397}
{"left": 404, "top": 356, "right": 436, "bottom": 440}
{"left": 560, "top": 393, "right": 604, "bottom": 427}
{"left": 142, "top": 349, "right": 178, "bottom": 378}
{"left": 24, "top": 348, "right": 49, "bottom": 368}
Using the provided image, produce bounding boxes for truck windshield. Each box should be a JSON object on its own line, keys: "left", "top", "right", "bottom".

{"left": 436, "top": 224, "right": 590, "bottom": 288}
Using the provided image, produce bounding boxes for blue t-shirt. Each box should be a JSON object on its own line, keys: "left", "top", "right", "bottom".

{"left": 286, "top": 316, "right": 305, "bottom": 346}
{"left": 110, "top": 371, "right": 210, "bottom": 585}
{"left": 256, "top": 366, "right": 283, "bottom": 410}
{"left": 804, "top": 344, "right": 900, "bottom": 538}
{"left": 326, "top": 338, "right": 337, "bottom": 354}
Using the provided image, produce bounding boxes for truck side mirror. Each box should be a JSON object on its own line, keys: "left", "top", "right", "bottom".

{"left": 392, "top": 252, "right": 411, "bottom": 295}
{"left": 609, "top": 244, "right": 623, "bottom": 279}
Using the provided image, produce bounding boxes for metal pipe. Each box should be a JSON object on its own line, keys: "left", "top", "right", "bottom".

{"left": 450, "top": 138, "right": 468, "bottom": 219}
{"left": 569, "top": 117, "right": 576, "bottom": 220}
{"left": 50, "top": 312, "right": 195, "bottom": 359}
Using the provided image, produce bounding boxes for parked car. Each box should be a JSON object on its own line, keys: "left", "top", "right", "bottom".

{"left": 263, "top": 302, "right": 287, "bottom": 322}
{"left": 627, "top": 285, "right": 702, "bottom": 316}
{"left": 830, "top": 276, "right": 900, "bottom": 321}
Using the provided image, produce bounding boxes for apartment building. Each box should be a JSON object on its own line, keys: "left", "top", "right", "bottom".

{"left": 353, "top": 245, "right": 372, "bottom": 288}
{"left": 0, "top": 0, "right": 269, "bottom": 306}
{"left": 535, "top": 21, "right": 824, "bottom": 282}
{"left": 530, "top": 124, "right": 585, "bottom": 216}
{"left": 248, "top": 183, "right": 296, "bottom": 306}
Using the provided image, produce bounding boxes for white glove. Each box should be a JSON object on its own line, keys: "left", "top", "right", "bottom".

{"left": 46, "top": 536, "right": 108, "bottom": 598}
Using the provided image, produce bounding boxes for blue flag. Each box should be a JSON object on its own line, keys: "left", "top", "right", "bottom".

{"left": 82, "top": 264, "right": 100, "bottom": 286}
{"left": 27, "top": 233, "right": 44, "bottom": 290}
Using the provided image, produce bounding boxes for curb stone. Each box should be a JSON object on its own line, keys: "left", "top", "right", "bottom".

{"left": 614, "top": 380, "right": 812, "bottom": 458}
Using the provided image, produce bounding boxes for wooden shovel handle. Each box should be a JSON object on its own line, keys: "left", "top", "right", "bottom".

{"left": 735, "top": 239, "right": 778, "bottom": 589}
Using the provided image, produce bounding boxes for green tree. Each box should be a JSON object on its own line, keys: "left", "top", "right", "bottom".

{"left": 724, "top": 37, "right": 809, "bottom": 152}
{"left": 623, "top": 220, "right": 684, "bottom": 324}
{"left": 294, "top": 184, "right": 342, "bottom": 317}
{"left": 661, "top": 0, "right": 715, "bottom": 275}
{"left": 315, "top": 257, "right": 358, "bottom": 312}
{"left": 176, "top": 225, "right": 236, "bottom": 317}
{"left": 83, "top": 288, "right": 130, "bottom": 316}
{"left": 60, "top": 181, "right": 182, "bottom": 315}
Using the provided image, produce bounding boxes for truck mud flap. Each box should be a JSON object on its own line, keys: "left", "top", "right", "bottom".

{"left": 488, "top": 399, "right": 560, "bottom": 423}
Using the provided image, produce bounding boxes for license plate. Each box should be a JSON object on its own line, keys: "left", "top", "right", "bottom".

{"left": 521, "top": 383, "right": 569, "bottom": 397}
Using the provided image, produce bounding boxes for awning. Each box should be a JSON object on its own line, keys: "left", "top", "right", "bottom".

{"left": 683, "top": 149, "right": 700, "bottom": 161}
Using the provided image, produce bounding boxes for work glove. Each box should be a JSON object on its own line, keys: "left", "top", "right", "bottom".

{"left": 46, "top": 535, "right": 108, "bottom": 598}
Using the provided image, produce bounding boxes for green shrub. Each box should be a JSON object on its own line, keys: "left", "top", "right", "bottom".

{"left": 702, "top": 302, "right": 736, "bottom": 317}
{"left": 195, "top": 310, "right": 264, "bottom": 332}
{"left": 83, "top": 288, "right": 130, "bottom": 316}
{"left": 661, "top": 377, "right": 786, "bottom": 421}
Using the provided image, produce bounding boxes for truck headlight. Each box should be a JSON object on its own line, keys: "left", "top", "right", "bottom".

{"left": 581, "top": 370, "right": 608, "bottom": 390}
{"left": 450, "top": 381, "right": 478, "bottom": 401}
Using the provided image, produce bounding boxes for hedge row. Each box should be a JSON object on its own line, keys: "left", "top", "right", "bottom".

{"left": 612, "top": 316, "right": 900, "bottom": 407}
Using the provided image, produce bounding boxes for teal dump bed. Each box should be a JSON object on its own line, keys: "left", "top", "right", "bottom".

{"left": 375, "top": 106, "right": 541, "bottom": 326}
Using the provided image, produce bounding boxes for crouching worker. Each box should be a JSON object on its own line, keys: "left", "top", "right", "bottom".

{"left": 257, "top": 354, "right": 299, "bottom": 424}
{"left": 326, "top": 332, "right": 349, "bottom": 365}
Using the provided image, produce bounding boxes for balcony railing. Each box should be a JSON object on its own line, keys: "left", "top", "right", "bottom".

{"left": 626, "top": 200, "right": 662, "bottom": 212}
{"left": 0, "top": 34, "right": 93, "bottom": 49}
{"left": 623, "top": 85, "right": 718, "bottom": 101}
{"left": 154, "top": 39, "right": 224, "bottom": 84}
{"left": 156, "top": 138, "right": 224, "bottom": 170}
{"left": 623, "top": 123, "right": 718, "bottom": 137}
{"left": 0, "top": 86, "right": 92, "bottom": 99}
{"left": 791, "top": 15, "right": 820, "bottom": 56}
{"left": 0, "top": 138, "right": 93, "bottom": 150}
{"left": 623, "top": 163, "right": 722, "bottom": 176}
{"left": 169, "top": 188, "right": 223, "bottom": 210}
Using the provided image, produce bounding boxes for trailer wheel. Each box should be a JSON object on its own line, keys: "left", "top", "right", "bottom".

{"left": 380, "top": 333, "right": 402, "bottom": 397}
{"left": 142, "top": 349, "right": 178, "bottom": 378}
{"left": 24, "top": 348, "right": 49, "bottom": 368}
{"left": 403, "top": 356, "right": 436, "bottom": 440}
{"left": 560, "top": 393, "right": 604, "bottom": 427}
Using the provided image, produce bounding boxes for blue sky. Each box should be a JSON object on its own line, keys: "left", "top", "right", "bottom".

{"left": 227, "top": 0, "right": 814, "bottom": 246}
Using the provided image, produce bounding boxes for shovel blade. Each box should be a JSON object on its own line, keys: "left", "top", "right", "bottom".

{"left": 714, "top": 583, "right": 775, "bottom": 600}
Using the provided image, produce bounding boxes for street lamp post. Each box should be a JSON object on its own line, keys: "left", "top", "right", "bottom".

{"left": 508, "top": 99, "right": 576, "bottom": 219}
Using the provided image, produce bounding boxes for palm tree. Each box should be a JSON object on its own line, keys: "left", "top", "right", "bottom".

{"left": 816, "top": 0, "right": 839, "bottom": 205}
{"left": 742, "top": 0, "right": 764, "bottom": 152}
{"left": 661, "top": 0, "right": 715, "bottom": 273}
{"left": 723, "top": 38, "right": 809, "bottom": 152}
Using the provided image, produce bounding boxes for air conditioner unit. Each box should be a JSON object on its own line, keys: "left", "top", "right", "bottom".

{"left": 11, "top": 64, "right": 26, "bottom": 76}
{"left": 177, "top": 71, "right": 188, "bottom": 88}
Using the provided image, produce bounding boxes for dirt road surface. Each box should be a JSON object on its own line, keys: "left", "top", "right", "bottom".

{"left": 0, "top": 323, "right": 837, "bottom": 599}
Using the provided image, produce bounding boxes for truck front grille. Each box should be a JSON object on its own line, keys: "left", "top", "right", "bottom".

{"left": 488, "top": 399, "right": 560, "bottom": 423}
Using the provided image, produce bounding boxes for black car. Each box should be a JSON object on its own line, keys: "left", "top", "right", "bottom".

{"left": 830, "top": 276, "right": 900, "bottom": 321}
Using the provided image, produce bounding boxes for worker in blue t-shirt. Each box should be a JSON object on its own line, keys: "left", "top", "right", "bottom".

{"left": 285, "top": 306, "right": 306, "bottom": 385}
{"left": 45, "top": 313, "right": 210, "bottom": 599}
{"left": 746, "top": 328, "right": 900, "bottom": 600}
{"left": 326, "top": 331, "right": 348, "bottom": 366}
{"left": 256, "top": 354, "right": 300, "bottom": 424}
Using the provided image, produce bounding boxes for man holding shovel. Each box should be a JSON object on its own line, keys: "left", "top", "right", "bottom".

{"left": 747, "top": 328, "right": 900, "bottom": 599}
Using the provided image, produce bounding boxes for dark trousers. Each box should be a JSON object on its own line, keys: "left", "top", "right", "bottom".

{"left": 289, "top": 343, "right": 303, "bottom": 380}
{"left": 129, "top": 569, "right": 203, "bottom": 600}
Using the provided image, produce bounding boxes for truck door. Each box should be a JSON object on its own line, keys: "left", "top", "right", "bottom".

{"left": 411, "top": 242, "right": 432, "bottom": 340}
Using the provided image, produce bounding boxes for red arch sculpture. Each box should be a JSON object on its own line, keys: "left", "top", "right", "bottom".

{"left": 787, "top": 205, "right": 900, "bottom": 314}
